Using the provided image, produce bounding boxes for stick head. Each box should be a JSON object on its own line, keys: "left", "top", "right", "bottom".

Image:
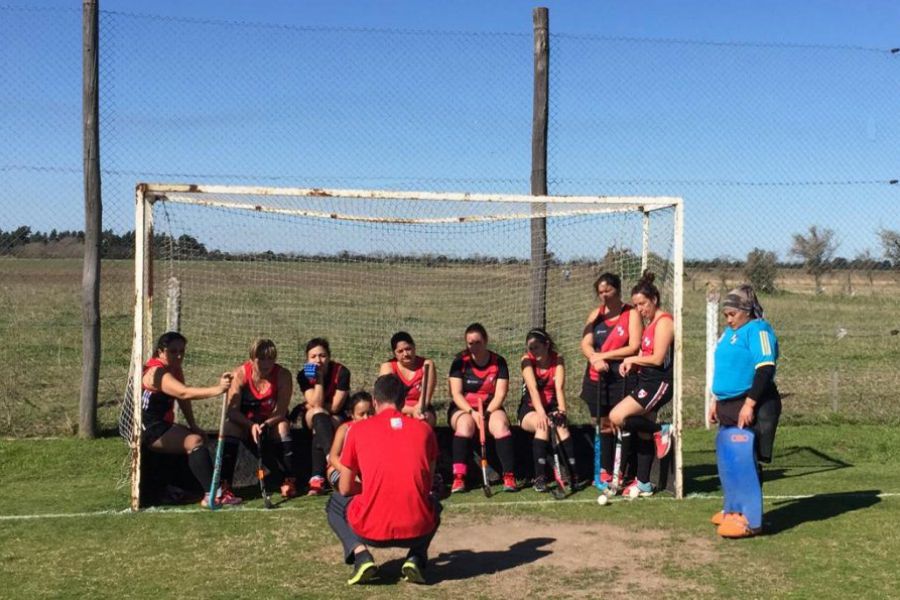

{"left": 482, "top": 485, "right": 493, "bottom": 498}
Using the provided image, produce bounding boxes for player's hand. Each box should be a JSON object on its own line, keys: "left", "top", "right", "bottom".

{"left": 707, "top": 401, "right": 718, "bottom": 425}
{"left": 618, "top": 359, "right": 632, "bottom": 377}
{"left": 737, "top": 403, "right": 755, "bottom": 429}
{"left": 217, "top": 372, "right": 233, "bottom": 391}
{"left": 303, "top": 362, "right": 319, "bottom": 381}
{"left": 470, "top": 409, "right": 484, "bottom": 428}
{"left": 590, "top": 356, "right": 608, "bottom": 373}
{"left": 251, "top": 423, "right": 265, "bottom": 444}
{"left": 414, "top": 410, "right": 425, "bottom": 420}
{"left": 551, "top": 411, "right": 567, "bottom": 428}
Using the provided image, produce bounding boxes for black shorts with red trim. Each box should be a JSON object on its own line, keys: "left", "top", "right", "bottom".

{"left": 447, "top": 403, "right": 506, "bottom": 426}
{"left": 580, "top": 369, "right": 634, "bottom": 418}
{"left": 628, "top": 376, "right": 673, "bottom": 413}
{"left": 516, "top": 399, "right": 559, "bottom": 424}
{"left": 141, "top": 420, "right": 174, "bottom": 446}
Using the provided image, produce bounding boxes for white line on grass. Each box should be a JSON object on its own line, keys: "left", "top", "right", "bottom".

{"left": 1, "top": 491, "right": 899, "bottom": 521}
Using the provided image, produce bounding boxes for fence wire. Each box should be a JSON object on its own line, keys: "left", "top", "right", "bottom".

{"left": 0, "top": 6, "right": 898, "bottom": 435}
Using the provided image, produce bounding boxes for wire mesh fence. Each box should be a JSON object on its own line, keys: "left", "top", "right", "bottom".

{"left": 1, "top": 6, "right": 898, "bottom": 436}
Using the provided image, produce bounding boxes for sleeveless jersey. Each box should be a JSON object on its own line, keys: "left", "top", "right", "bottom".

{"left": 141, "top": 357, "right": 184, "bottom": 426}
{"left": 449, "top": 351, "right": 509, "bottom": 409}
{"left": 587, "top": 305, "right": 633, "bottom": 382}
{"left": 390, "top": 356, "right": 427, "bottom": 408}
{"left": 639, "top": 313, "right": 673, "bottom": 382}
{"left": 239, "top": 360, "right": 283, "bottom": 421}
{"left": 299, "top": 361, "right": 349, "bottom": 409}
{"left": 521, "top": 351, "right": 559, "bottom": 408}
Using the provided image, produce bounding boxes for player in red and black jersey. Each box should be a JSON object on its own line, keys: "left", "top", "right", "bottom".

{"left": 378, "top": 331, "right": 437, "bottom": 428}
{"left": 447, "top": 323, "right": 516, "bottom": 493}
{"left": 610, "top": 272, "right": 675, "bottom": 498}
{"left": 518, "top": 328, "right": 577, "bottom": 492}
{"left": 218, "top": 338, "right": 295, "bottom": 504}
{"left": 580, "top": 272, "right": 643, "bottom": 486}
{"left": 297, "top": 337, "right": 351, "bottom": 495}
{"left": 140, "top": 331, "right": 232, "bottom": 507}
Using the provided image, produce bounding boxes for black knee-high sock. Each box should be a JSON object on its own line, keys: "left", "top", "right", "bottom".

{"left": 188, "top": 445, "right": 213, "bottom": 490}
{"left": 532, "top": 438, "right": 549, "bottom": 477}
{"left": 452, "top": 435, "right": 469, "bottom": 466}
{"left": 311, "top": 448, "right": 327, "bottom": 479}
{"left": 311, "top": 413, "right": 336, "bottom": 452}
{"left": 601, "top": 432, "right": 614, "bottom": 473}
{"left": 221, "top": 436, "right": 241, "bottom": 485}
{"left": 561, "top": 436, "right": 577, "bottom": 472}
{"left": 623, "top": 415, "right": 661, "bottom": 434}
{"left": 279, "top": 435, "right": 296, "bottom": 477}
{"left": 623, "top": 433, "right": 637, "bottom": 480}
{"left": 636, "top": 435, "right": 654, "bottom": 484}
{"left": 496, "top": 435, "right": 515, "bottom": 474}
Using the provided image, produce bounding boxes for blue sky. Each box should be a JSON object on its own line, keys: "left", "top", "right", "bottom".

{"left": 2, "top": 1, "right": 899, "bottom": 261}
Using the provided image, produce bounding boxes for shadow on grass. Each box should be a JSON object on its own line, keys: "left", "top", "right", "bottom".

{"left": 685, "top": 445, "right": 852, "bottom": 494}
{"left": 764, "top": 490, "right": 881, "bottom": 535}
{"left": 365, "top": 537, "right": 555, "bottom": 585}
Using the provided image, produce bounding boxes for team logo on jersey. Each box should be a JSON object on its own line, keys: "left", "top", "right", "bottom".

{"left": 730, "top": 334, "right": 738, "bottom": 344}
{"left": 616, "top": 326, "right": 625, "bottom": 336}
{"left": 390, "top": 417, "right": 403, "bottom": 430}
{"left": 637, "top": 389, "right": 648, "bottom": 399}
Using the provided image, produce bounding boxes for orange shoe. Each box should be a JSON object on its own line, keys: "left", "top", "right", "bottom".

{"left": 280, "top": 476, "right": 298, "bottom": 499}
{"left": 717, "top": 513, "right": 761, "bottom": 538}
{"left": 711, "top": 511, "right": 728, "bottom": 526}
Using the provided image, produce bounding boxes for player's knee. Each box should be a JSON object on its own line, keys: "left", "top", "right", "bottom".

{"left": 185, "top": 434, "right": 204, "bottom": 452}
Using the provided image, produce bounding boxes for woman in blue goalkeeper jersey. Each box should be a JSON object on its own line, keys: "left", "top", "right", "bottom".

{"left": 709, "top": 284, "right": 782, "bottom": 538}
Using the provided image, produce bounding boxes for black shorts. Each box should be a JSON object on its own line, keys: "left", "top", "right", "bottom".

{"left": 628, "top": 377, "right": 672, "bottom": 413}
{"left": 447, "top": 403, "right": 506, "bottom": 426}
{"left": 580, "top": 370, "right": 632, "bottom": 418}
{"left": 716, "top": 387, "right": 782, "bottom": 463}
{"left": 142, "top": 420, "right": 174, "bottom": 446}
{"left": 516, "top": 399, "right": 559, "bottom": 424}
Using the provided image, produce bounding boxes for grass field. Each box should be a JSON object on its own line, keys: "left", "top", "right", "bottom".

{"left": 1, "top": 424, "right": 898, "bottom": 598}
{"left": 2, "top": 258, "right": 899, "bottom": 437}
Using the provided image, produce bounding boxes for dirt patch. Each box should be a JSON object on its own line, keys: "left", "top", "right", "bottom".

{"left": 335, "top": 514, "right": 717, "bottom": 598}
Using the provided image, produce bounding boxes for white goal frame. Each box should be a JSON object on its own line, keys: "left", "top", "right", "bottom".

{"left": 129, "top": 182, "right": 684, "bottom": 509}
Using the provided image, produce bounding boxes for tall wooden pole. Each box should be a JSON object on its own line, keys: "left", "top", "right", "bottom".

{"left": 81, "top": 0, "right": 101, "bottom": 438}
{"left": 530, "top": 7, "right": 549, "bottom": 329}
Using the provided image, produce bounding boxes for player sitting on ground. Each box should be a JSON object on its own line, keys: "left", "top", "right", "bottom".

{"left": 217, "top": 338, "right": 296, "bottom": 504}
{"left": 326, "top": 391, "right": 374, "bottom": 489}
{"left": 378, "top": 331, "right": 437, "bottom": 428}
{"left": 326, "top": 374, "right": 441, "bottom": 586}
{"left": 518, "top": 328, "right": 577, "bottom": 492}
{"left": 297, "top": 337, "right": 351, "bottom": 496}
{"left": 580, "top": 272, "right": 642, "bottom": 489}
{"left": 447, "top": 322, "right": 517, "bottom": 493}
{"left": 140, "top": 331, "right": 233, "bottom": 508}
{"left": 609, "top": 271, "right": 675, "bottom": 498}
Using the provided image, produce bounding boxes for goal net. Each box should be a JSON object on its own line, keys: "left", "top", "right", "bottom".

{"left": 121, "top": 184, "right": 684, "bottom": 508}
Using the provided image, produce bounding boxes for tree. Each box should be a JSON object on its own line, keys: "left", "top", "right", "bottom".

{"left": 744, "top": 248, "right": 778, "bottom": 293}
{"left": 878, "top": 228, "right": 900, "bottom": 268}
{"left": 790, "top": 225, "right": 837, "bottom": 294}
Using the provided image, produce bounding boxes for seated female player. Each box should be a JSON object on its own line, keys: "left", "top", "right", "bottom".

{"left": 378, "top": 331, "right": 437, "bottom": 427}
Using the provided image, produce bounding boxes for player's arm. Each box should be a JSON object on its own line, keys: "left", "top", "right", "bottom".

{"left": 580, "top": 308, "right": 600, "bottom": 361}
{"left": 225, "top": 367, "right": 256, "bottom": 429}
{"left": 423, "top": 358, "right": 436, "bottom": 408}
{"left": 740, "top": 325, "right": 778, "bottom": 427}
{"left": 521, "top": 357, "right": 549, "bottom": 423}
{"left": 328, "top": 423, "right": 349, "bottom": 470}
{"left": 378, "top": 361, "right": 392, "bottom": 376}
{"left": 264, "top": 368, "right": 293, "bottom": 427}
{"left": 176, "top": 398, "right": 201, "bottom": 432}
{"left": 337, "top": 430, "right": 362, "bottom": 496}
{"left": 554, "top": 358, "right": 567, "bottom": 414}
{"left": 449, "top": 376, "right": 471, "bottom": 413}
{"left": 147, "top": 367, "right": 231, "bottom": 401}
{"left": 330, "top": 367, "right": 351, "bottom": 415}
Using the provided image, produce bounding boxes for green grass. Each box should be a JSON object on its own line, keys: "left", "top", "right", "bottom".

{"left": 2, "top": 257, "right": 899, "bottom": 436}
{"left": 1, "top": 425, "right": 898, "bottom": 598}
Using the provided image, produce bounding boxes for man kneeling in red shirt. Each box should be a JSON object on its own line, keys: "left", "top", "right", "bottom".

{"left": 326, "top": 373, "right": 441, "bottom": 585}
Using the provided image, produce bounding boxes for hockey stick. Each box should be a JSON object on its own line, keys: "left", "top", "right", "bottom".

{"left": 476, "top": 396, "right": 493, "bottom": 498}
{"left": 418, "top": 361, "right": 429, "bottom": 416}
{"left": 548, "top": 416, "right": 571, "bottom": 500}
{"left": 208, "top": 391, "right": 229, "bottom": 510}
{"left": 607, "top": 429, "right": 630, "bottom": 496}
{"left": 255, "top": 425, "right": 274, "bottom": 509}
{"left": 593, "top": 380, "right": 603, "bottom": 490}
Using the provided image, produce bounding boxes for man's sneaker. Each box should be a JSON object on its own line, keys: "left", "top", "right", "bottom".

{"left": 622, "top": 479, "right": 653, "bottom": 499}
{"left": 280, "top": 476, "right": 298, "bottom": 499}
{"left": 347, "top": 557, "right": 377, "bottom": 585}
{"left": 717, "top": 513, "right": 761, "bottom": 538}
{"left": 401, "top": 555, "right": 426, "bottom": 584}
{"left": 654, "top": 423, "right": 673, "bottom": 459}
{"left": 533, "top": 474, "right": 548, "bottom": 493}
{"left": 307, "top": 476, "right": 326, "bottom": 496}
{"left": 502, "top": 472, "right": 517, "bottom": 492}
{"left": 450, "top": 473, "right": 466, "bottom": 494}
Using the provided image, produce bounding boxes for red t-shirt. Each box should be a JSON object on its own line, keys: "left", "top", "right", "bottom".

{"left": 340, "top": 407, "right": 438, "bottom": 541}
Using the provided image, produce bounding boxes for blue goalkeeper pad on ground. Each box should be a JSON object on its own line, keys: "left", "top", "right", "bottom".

{"left": 716, "top": 427, "right": 762, "bottom": 529}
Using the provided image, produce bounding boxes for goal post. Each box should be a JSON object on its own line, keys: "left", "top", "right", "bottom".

{"left": 122, "top": 183, "right": 684, "bottom": 508}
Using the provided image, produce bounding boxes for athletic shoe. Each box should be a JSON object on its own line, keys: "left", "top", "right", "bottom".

{"left": 599, "top": 469, "right": 612, "bottom": 485}
{"left": 654, "top": 423, "right": 673, "bottom": 459}
{"left": 533, "top": 474, "right": 549, "bottom": 493}
{"left": 307, "top": 476, "right": 326, "bottom": 496}
{"left": 621, "top": 479, "right": 653, "bottom": 498}
{"left": 347, "top": 559, "right": 377, "bottom": 585}
{"left": 717, "top": 513, "right": 761, "bottom": 538}
{"left": 401, "top": 556, "right": 426, "bottom": 584}
{"left": 710, "top": 511, "right": 739, "bottom": 526}
{"left": 280, "top": 476, "right": 298, "bottom": 499}
{"left": 502, "top": 472, "right": 517, "bottom": 492}
{"left": 450, "top": 473, "right": 466, "bottom": 494}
